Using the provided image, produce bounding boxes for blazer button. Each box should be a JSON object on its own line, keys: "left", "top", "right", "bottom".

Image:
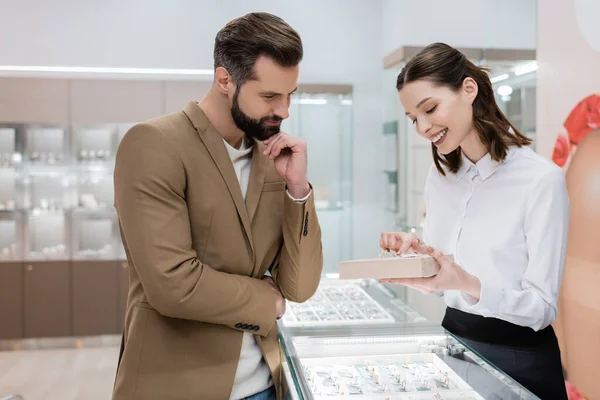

{"left": 235, "top": 323, "right": 242, "bottom": 329}
{"left": 253, "top": 326, "right": 260, "bottom": 331}
{"left": 242, "top": 324, "right": 250, "bottom": 330}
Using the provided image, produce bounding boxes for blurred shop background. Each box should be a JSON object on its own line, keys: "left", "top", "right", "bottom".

{"left": 0, "top": 0, "right": 598, "bottom": 399}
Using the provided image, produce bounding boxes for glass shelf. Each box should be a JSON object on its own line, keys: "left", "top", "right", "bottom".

{"left": 0, "top": 90, "right": 356, "bottom": 265}
{"left": 71, "top": 210, "right": 118, "bottom": 260}
{"left": 23, "top": 125, "right": 69, "bottom": 166}
{"left": 72, "top": 125, "right": 118, "bottom": 163}
{"left": 76, "top": 168, "right": 114, "bottom": 210}
{"left": 25, "top": 211, "right": 69, "bottom": 261}
{"left": 282, "top": 92, "right": 353, "bottom": 275}
{"left": 0, "top": 169, "right": 19, "bottom": 211}
{"left": 0, "top": 126, "right": 21, "bottom": 168}
{"left": 23, "top": 168, "right": 76, "bottom": 211}
{"left": 0, "top": 211, "right": 23, "bottom": 261}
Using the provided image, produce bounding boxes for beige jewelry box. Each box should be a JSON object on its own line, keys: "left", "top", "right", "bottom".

{"left": 338, "top": 254, "right": 452, "bottom": 280}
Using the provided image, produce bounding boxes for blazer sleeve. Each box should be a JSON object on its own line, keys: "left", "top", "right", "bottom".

{"left": 270, "top": 186, "right": 324, "bottom": 303}
{"left": 114, "top": 123, "right": 277, "bottom": 337}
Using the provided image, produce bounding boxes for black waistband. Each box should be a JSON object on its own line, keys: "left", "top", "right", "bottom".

{"left": 442, "top": 307, "right": 555, "bottom": 347}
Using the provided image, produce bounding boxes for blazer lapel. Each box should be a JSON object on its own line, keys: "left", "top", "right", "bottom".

{"left": 183, "top": 102, "right": 254, "bottom": 257}
{"left": 246, "top": 140, "right": 268, "bottom": 224}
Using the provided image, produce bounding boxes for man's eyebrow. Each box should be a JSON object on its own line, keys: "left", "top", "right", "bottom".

{"left": 260, "top": 87, "right": 298, "bottom": 96}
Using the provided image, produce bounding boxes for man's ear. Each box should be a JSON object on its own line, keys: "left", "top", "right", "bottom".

{"left": 215, "top": 67, "right": 232, "bottom": 95}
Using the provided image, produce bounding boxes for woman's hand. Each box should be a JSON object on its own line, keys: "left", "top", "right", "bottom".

{"left": 379, "top": 231, "right": 428, "bottom": 254}
{"left": 379, "top": 246, "right": 482, "bottom": 299}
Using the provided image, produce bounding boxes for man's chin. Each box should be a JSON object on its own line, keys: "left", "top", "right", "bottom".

{"left": 257, "top": 129, "right": 280, "bottom": 142}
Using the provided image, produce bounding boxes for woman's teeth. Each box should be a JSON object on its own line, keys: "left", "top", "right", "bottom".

{"left": 432, "top": 128, "right": 448, "bottom": 143}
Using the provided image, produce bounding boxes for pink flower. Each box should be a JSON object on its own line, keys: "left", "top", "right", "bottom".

{"left": 563, "top": 94, "right": 600, "bottom": 145}
{"left": 552, "top": 132, "right": 572, "bottom": 167}
{"left": 565, "top": 380, "right": 587, "bottom": 400}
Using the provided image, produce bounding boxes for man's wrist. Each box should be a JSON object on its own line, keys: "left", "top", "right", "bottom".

{"left": 286, "top": 181, "right": 310, "bottom": 199}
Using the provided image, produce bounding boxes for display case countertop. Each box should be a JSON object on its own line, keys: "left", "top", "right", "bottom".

{"left": 277, "top": 278, "right": 539, "bottom": 400}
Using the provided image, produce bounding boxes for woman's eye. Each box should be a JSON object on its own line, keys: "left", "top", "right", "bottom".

{"left": 411, "top": 119, "right": 417, "bottom": 125}
{"left": 426, "top": 105, "right": 438, "bottom": 114}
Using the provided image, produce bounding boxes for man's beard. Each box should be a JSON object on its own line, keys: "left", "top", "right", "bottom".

{"left": 231, "top": 88, "right": 282, "bottom": 142}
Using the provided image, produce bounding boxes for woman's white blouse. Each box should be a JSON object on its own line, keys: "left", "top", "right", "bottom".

{"left": 423, "top": 146, "right": 570, "bottom": 331}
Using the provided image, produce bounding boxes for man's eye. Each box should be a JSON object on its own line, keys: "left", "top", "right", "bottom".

{"left": 412, "top": 119, "right": 417, "bottom": 125}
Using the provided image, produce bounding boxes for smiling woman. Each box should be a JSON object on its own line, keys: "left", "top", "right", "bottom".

{"left": 380, "top": 43, "right": 570, "bottom": 400}
{"left": 397, "top": 43, "right": 532, "bottom": 175}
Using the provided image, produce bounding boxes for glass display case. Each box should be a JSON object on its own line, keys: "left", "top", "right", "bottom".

{"left": 0, "top": 211, "right": 23, "bottom": 261}
{"left": 0, "top": 169, "right": 19, "bottom": 211}
{"left": 71, "top": 210, "right": 118, "bottom": 260}
{"left": 0, "top": 123, "right": 123, "bottom": 262}
{"left": 0, "top": 126, "right": 22, "bottom": 168}
{"left": 25, "top": 211, "right": 69, "bottom": 260}
{"left": 76, "top": 166, "right": 114, "bottom": 210}
{"left": 282, "top": 92, "right": 353, "bottom": 275}
{"left": 23, "top": 125, "right": 69, "bottom": 165}
{"left": 280, "top": 329, "right": 538, "bottom": 400}
{"left": 72, "top": 125, "right": 118, "bottom": 163}
{"left": 23, "top": 167, "right": 75, "bottom": 212}
{"left": 280, "top": 279, "right": 431, "bottom": 335}
{"left": 279, "top": 277, "right": 538, "bottom": 399}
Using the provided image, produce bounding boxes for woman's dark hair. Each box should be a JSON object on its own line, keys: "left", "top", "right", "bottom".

{"left": 396, "top": 42, "right": 531, "bottom": 175}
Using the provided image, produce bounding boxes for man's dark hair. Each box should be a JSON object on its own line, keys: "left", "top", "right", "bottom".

{"left": 214, "top": 12, "right": 303, "bottom": 87}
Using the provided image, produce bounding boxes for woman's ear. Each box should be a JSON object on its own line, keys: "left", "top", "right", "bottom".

{"left": 462, "top": 77, "right": 478, "bottom": 104}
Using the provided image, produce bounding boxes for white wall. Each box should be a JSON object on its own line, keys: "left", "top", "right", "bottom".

{"left": 0, "top": 0, "right": 387, "bottom": 261}
{"left": 0, "top": 0, "right": 540, "bottom": 263}
{"left": 382, "top": 0, "right": 537, "bottom": 56}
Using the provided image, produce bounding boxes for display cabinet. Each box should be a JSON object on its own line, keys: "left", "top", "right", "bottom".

{"left": 0, "top": 259, "right": 23, "bottom": 339}
{"left": 0, "top": 211, "right": 24, "bottom": 339}
{"left": 23, "top": 167, "right": 75, "bottom": 211}
{"left": 0, "top": 126, "right": 22, "bottom": 168}
{"left": 76, "top": 166, "right": 114, "bottom": 210}
{"left": 0, "top": 86, "right": 357, "bottom": 338}
{"left": 23, "top": 260, "right": 71, "bottom": 338}
{"left": 280, "top": 330, "right": 539, "bottom": 400}
{"left": 281, "top": 279, "right": 432, "bottom": 336}
{"left": 72, "top": 125, "right": 117, "bottom": 163}
{"left": 0, "top": 169, "right": 19, "bottom": 211}
{"left": 0, "top": 211, "right": 23, "bottom": 261}
{"left": 24, "top": 211, "right": 69, "bottom": 261}
{"left": 71, "top": 209, "right": 118, "bottom": 260}
{"left": 282, "top": 92, "right": 353, "bottom": 274}
{"left": 23, "top": 125, "right": 69, "bottom": 165}
{"left": 278, "top": 277, "right": 536, "bottom": 399}
{"left": 71, "top": 259, "right": 119, "bottom": 336}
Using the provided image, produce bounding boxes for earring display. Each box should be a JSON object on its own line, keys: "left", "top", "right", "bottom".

{"left": 25, "top": 127, "right": 68, "bottom": 165}
{"left": 77, "top": 174, "right": 113, "bottom": 210}
{"left": 74, "top": 127, "right": 116, "bottom": 163}
{"left": 281, "top": 281, "right": 395, "bottom": 327}
{"left": 301, "top": 354, "right": 483, "bottom": 399}
{"left": 72, "top": 215, "right": 117, "bottom": 260}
